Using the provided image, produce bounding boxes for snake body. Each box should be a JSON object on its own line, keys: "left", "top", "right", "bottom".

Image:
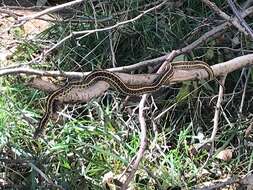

{"left": 33, "top": 61, "right": 214, "bottom": 138}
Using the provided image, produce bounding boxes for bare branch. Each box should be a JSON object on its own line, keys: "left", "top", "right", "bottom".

{"left": 110, "top": 4, "right": 253, "bottom": 72}
{"left": 121, "top": 94, "right": 148, "bottom": 189}
{"left": 210, "top": 75, "right": 226, "bottom": 144}
{"left": 120, "top": 50, "right": 180, "bottom": 188}
{"left": 0, "top": 8, "right": 21, "bottom": 18}
{"left": 201, "top": 0, "right": 248, "bottom": 35}
{"left": 153, "top": 54, "right": 253, "bottom": 121}
{"left": 17, "top": 0, "right": 86, "bottom": 25}
{"left": 227, "top": 0, "right": 253, "bottom": 39}
{"left": 2, "top": 54, "right": 253, "bottom": 86}
{"left": 1, "top": 54, "right": 253, "bottom": 105}
{"left": 3, "top": 6, "right": 253, "bottom": 74}
{"left": 239, "top": 69, "right": 251, "bottom": 114}
{"left": 41, "top": 1, "right": 167, "bottom": 58}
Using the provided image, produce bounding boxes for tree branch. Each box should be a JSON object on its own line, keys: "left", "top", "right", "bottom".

{"left": 227, "top": 0, "right": 253, "bottom": 39}
{"left": 1, "top": 54, "right": 252, "bottom": 91}
{"left": 17, "top": 0, "right": 86, "bottom": 25}
{"left": 201, "top": 0, "right": 248, "bottom": 35}
{"left": 121, "top": 94, "right": 148, "bottom": 189}
{"left": 2, "top": 5, "right": 253, "bottom": 73}
{"left": 40, "top": 1, "right": 167, "bottom": 59}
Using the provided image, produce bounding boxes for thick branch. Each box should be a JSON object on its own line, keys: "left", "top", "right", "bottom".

{"left": 24, "top": 54, "right": 253, "bottom": 104}
{"left": 2, "top": 53, "right": 252, "bottom": 81}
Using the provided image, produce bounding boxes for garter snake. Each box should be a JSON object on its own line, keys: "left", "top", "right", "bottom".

{"left": 33, "top": 61, "right": 215, "bottom": 139}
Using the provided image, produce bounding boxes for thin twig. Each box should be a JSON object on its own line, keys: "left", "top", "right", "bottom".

{"left": 41, "top": 1, "right": 167, "bottom": 59}
{"left": 121, "top": 94, "right": 148, "bottom": 189}
{"left": 121, "top": 51, "right": 178, "bottom": 189}
{"left": 17, "top": 0, "right": 86, "bottom": 25}
{"left": 109, "top": 30, "right": 116, "bottom": 67}
{"left": 197, "top": 75, "right": 227, "bottom": 151}
{"left": 0, "top": 158, "right": 64, "bottom": 189}
{"left": 194, "top": 176, "right": 239, "bottom": 190}
{"left": 211, "top": 75, "right": 226, "bottom": 141}
{"left": 201, "top": 0, "right": 248, "bottom": 35}
{"left": 225, "top": 67, "right": 246, "bottom": 109}
{"left": 28, "top": 163, "right": 53, "bottom": 184}
{"left": 227, "top": 0, "right": 253, "bottom": 39}
{"left": 239, "top": 68, "right": 251, "bottom": 114}
{"left": 0, "top": 8, "right": 21, "bottom": 18}
{"left": 28, "top": 163, "right": 65, "bottom": 190}
{"left": 2, "top": 6, "right": 253, "bottom": 73}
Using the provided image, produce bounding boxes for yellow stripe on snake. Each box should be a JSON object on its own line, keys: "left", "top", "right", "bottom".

{"left": 33, "top": 61, "right": 215, "bottom": 139}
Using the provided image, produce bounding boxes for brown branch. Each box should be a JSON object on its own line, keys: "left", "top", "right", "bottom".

{"left": 120, "top": 51, "right": 177, "bottom": 189}
{"left": 0, "top": 53, "right": 251, "bottom": 109}
{"left": 2, "top": 53, "right": 251, "bottom": 87}
{"left": 1, "top": 54, "right": 252, "bottom": 105}
{"left": 210, "top": 75, "right": 226, "bottom": 145}
{"left": 0, "top": 63, "right": 209, "bottom": 84}
{"left": 121, "top": 94, "right": 148, "bottom": 189}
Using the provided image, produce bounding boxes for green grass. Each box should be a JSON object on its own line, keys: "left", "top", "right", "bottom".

{"left": 1, "top": 81, "right": 252, "bottom": 189}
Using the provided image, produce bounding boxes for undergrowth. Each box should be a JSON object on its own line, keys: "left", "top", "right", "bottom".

{"left": 1, "top": 0, "right": 253, "bottom": 189}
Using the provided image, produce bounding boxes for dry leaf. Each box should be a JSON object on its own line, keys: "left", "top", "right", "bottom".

{"left": 216, "top": 149, "right": 233, "bottom": 161}
{"left": 189, "top": 144, "right": 198, "bottom": 158}
{"left": 245, "top": 123, "right": 253, "bottom": 138}
{"left": 102, "top": 171, "right": 123, "bottom": 190}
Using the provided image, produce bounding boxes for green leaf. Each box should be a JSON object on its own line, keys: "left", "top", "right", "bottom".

{"left": 61, "top": 157, "right": 71, "bottom": 169}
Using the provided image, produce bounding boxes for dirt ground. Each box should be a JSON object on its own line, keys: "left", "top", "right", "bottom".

{"left": 0, "top": 0, "right": 52, "bottom": 65}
